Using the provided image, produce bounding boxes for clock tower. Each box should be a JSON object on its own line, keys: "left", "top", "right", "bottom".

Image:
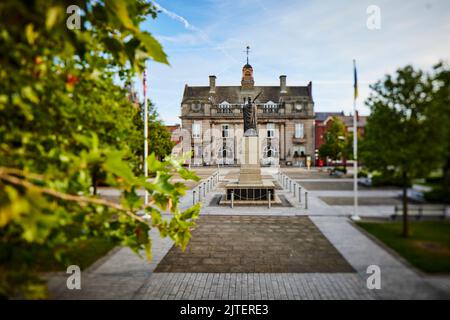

{"left": 241, "top": 46, "right": 254, "bottom": 90}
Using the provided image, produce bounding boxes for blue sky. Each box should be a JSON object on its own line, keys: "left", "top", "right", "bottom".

{"left": 137, "top": 0, "right": 450, "bottom": 124}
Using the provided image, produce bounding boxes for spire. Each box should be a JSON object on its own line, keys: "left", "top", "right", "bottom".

{"left": 246, "top": 45, "right": 250, "bottom": 65}
{"left": 241, "top": 46, "right": 254, "bottom": 90}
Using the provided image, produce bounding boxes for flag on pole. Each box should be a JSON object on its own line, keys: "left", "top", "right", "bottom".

{"left": 143, "top": 68, "right": 147, "bottom": 97}
{"left": 352, "top": 59, "right": 360, "bottom": 220}
{"left": 353, "top": 59, "right": 358, "bottom": 100}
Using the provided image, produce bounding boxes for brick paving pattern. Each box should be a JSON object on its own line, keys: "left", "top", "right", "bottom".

{"left": 154, "top": 215, "right": 354, "bottom": 273}
{"left": 136, "top": 273, "right": 376, "bottom": 300}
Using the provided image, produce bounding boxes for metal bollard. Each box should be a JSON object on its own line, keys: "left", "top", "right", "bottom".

{"left": 299, "top": 186, "right": 302, "bottom": 203}
{"left": 231, "top": 191, "right": 234, "bottom": 208}
{"left": 193, "top": 190, "right": 196, "bottom": 205}
{"left": 203, "top": 182, "right": 206, "bottom": 197}
{"left": 305, "top": 191, "right": 308, "bottom": 209}
{"left": 293, "top": 183, "right": 296, "bottom": 197}
{"left": 268, "top": 191, "right": 271, "bottom": 209}
{"left": 199, "top": 186, "right": 202, "bottom": 201}
{"left": 289, "top": 180, "right": 292, "bottom": 192}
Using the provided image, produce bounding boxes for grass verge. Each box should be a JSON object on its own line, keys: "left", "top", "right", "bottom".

{"left": 357, "top": 221, "right": 450, "bottom": 273}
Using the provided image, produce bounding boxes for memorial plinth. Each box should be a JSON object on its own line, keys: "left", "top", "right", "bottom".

{"left": 222, "top": 133, "right": 280, "bottom": 205}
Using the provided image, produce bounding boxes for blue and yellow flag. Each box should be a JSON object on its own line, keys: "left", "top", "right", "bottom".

{"left": 353, "top": 59, "right": 358, "bottom": 100}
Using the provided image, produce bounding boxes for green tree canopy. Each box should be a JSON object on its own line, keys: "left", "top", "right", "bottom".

{"left": 426, "top": 63, "right": 450, "bottom": 197}
{"left": 319, "top": 116, "right": 347, "bottom": 162}
{"left": 361, "top": 64, "right": 445, "bottom": 236}
{"left": 133, "top": 100, "right": 176, "bottom": 163}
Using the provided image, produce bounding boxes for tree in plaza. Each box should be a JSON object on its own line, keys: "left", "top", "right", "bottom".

{"left": 318, "top": 117, "right": 347, "bottom": 170}
{"left": 361, "top": 65, "right": 443, "bottom": 237}
{"left": 0, "top": 0, "right": 200, "bottom": 298}
{"left": 425, "top": 63, "right": 450, "bottom": 202}
{"left": 133, "top": 100, "right": 176, "bottom": 163}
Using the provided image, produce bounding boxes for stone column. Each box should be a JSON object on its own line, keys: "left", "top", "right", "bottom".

{"left": 280, "top": 123, "right": 285, "bottom": 160}
{"left": 234, "top": 123, "right": 238, "bottom": 164}
{"left": 211, "top": 123, "right": 216, "bottom": 164}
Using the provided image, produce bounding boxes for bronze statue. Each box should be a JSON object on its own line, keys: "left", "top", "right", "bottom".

{"left": 243, "top": 91, "right": 262, "bottom": 136}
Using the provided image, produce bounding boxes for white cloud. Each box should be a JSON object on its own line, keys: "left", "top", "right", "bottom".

{"left": 151, "top": 1, "right": 198, "bottom": 31}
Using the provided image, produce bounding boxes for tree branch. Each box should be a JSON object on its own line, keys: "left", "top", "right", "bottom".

{"left": 0, "top": 168, "right": 149, "bottom": 224}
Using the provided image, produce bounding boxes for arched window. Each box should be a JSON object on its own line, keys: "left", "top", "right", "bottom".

{"left": 263, "top": 144, "right": 279, "bottom": 158}
{"left": 217, "top": 145, "right": 234, "bottom": 165}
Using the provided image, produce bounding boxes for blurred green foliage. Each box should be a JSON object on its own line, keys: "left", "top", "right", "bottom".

{"left": 0, "top": 0, "right": 200, "bottom": 298}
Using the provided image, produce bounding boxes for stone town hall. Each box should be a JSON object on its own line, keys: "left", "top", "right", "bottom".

{"left": 179, "top": 59, "right": 315, "bottom": 166}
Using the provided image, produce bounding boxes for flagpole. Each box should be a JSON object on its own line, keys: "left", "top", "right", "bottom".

{"left": 143, "top": 63, "right": 149, "bottom": 205}
{"left": 352, "top": 59, "right": 360, "bottom": 220}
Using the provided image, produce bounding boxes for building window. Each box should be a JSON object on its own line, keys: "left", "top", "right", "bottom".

{"left": 263, "top": 101, "right": 278, "bottom": 113}
{"left": 218, "top": 145, "right": 233, "bottom": 165}
{"left": 222, "top": 124, "right": 230, "bottom": 138}
{"left": 295, "top": 123, "right": 304, "bottom": 138}
{"left": 196, "top": 145, "right": 202, "bottom": 157}
{"left": 263, "top": 144, "right": 279, "bottom": 158}
{"left": 218, "top": 101, "right": 231, "bottom": 113}
{"left": 192, "top": 121, "right": 201, "bottom": 138}
{"left": 267, "top": 123, "right": 275, "bottom": 138}
{"left": 293, "top": 146, "right": 306, "bottom": 158}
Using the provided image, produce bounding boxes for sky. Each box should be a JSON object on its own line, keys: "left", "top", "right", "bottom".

{"left": 137, "top": 0, "right": 450, "bottom": 124}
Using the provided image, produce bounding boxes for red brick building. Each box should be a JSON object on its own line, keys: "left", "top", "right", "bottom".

{"left": 314, "top": 112, "right": 345, "bottom": 153}
{"left": 314, "top": 112, "right": 367, "bottom": 165}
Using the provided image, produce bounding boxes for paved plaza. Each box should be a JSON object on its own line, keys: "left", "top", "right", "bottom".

{"left": 155, "top": 216, "right": 353, "bottom": 273}
{"left": 48, "top": 167, "right": 450, "bottom": 300}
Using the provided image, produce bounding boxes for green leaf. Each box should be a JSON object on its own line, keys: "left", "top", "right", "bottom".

{"left": 180, "top": 203, "right": 201, "bottom": 220}
{"left": 46, "top": 6, "right": 63, "bottom": 30}
{"left": 179, "top": 168, "right": 200, "bottom": 181}
{"left": 147, "top": 153, "right": 165, "bottom": 172}
{"left": 25, "top": 24, "right": 38, "bottom": 45}
{"left": 21, "top": 86, "right": 39, "bottom": 103}
{"left": 103, "top": 150, "right": 136, "bottom": 184}
{"left": 135, "top": 32, "right": 169, "bottom": 64}
{"left": 105, "top": 0, "right": 137, "bottom": 32}
{"left": 144, "top": 241, "right": 152, "bottom": 261}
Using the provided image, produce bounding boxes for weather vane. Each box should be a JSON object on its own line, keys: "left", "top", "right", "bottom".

{"left": 245, "top": 45, "right": 250, "bottom": 64}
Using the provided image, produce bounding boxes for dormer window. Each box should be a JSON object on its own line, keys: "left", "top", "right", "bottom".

{"left": 263, "top": 101, "right": 278, "bottom": 113}
{"left": 218, "top": 101, "right": 231, "bottom": 113}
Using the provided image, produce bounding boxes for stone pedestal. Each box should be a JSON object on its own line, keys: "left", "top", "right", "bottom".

{"left": 239, "top": 136, "right": 262, "bottom": 184}
{"left": 221, "top": 134, "right": 279, "bottom": 205}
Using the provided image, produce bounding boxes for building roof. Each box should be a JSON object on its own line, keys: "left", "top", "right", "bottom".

{"left": 338, "top": 115, "right": 368, "bottom": 127}
{"left": 165, "top": 124, "right": 180, "bottom": 133}
{"left": 315, "top": 112, "right": 344, "bottom": 122}
{"left": 182, "top": 85, "right": 311, "bottom": 104}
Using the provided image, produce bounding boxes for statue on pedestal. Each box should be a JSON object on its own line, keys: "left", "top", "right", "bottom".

{"left": 243, "top": 91, "right": 262, "bottom": 136}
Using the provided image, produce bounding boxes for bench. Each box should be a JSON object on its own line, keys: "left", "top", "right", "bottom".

{"left": 391, "top": 205, "right": 448, "bottom": 220}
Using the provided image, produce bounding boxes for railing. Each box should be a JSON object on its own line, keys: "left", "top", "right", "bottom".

{"left": 216, "top": 108, "right": 234, "bottom": 114}
{"left": 212, "top": 103, "right": 281, "bottom": 115}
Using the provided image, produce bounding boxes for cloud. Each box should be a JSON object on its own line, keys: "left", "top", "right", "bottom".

{"left": 151, "top": 1, "right": 198, "bottom": 31}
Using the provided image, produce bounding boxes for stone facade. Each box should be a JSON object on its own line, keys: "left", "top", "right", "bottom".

{"left": 179, "top": 63, "right": 315, "bottom": 166}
